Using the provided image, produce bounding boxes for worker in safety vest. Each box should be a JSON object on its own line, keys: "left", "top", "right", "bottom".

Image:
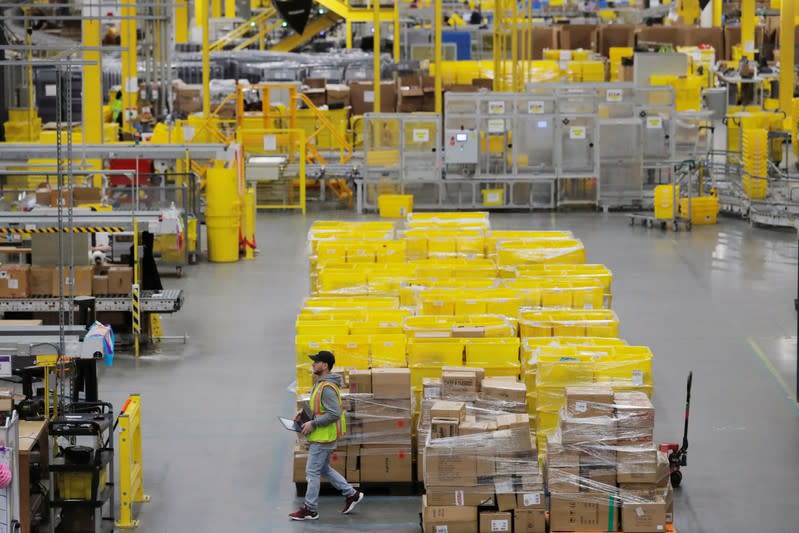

{"left": 111, "top": 90, "right": 123, "bottom": 140}
{"left": 289, "top": 351, "right": 364, "bottom": 521}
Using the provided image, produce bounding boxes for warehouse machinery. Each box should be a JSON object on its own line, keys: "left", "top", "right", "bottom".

{"left": 659, "top": 372, "right": 693, "bottom": 488}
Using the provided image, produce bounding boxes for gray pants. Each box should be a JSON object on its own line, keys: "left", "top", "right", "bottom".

{"left": 304, "top": 442, "right": 356, "bottom": 511}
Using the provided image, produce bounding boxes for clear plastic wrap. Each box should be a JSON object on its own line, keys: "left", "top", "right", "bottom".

{"left": 401, "top": 228, "right": 487, "bottom": 260}
{"left": 519, "top": 308, "right": 620, "bottom": 338}
{"left": 404, "top": 314, "right": 518, "bottom": 339}
{"left": 405, "top": 211, "right": 491, "bottom": 231}
{"left": 485, "top": 230, "right": 575, "bottom": 257}
{"left": 409, "top": 258, "right": 499, "bottom": 278}
{"left": 540, "top": 385, "right": 670, "bottom": 533}
{"left": 496, "top": 238, "right": 587, "bottom": 266}
{"left": 501, "top": 277, "right": 606, "bottom": 310}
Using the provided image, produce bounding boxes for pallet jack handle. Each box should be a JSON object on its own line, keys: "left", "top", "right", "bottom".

{"left": 679, "top": 371, "right": 693, "bottom": 464}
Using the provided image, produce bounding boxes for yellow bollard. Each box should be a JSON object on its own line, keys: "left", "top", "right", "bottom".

{"left": 116, "top": 395, "right": 150, "bottom": 528}
{"left": 243, "top": 187, "right": 256, "bottom": 260}
{"left": 206, "top": 168, "right": 241, "bottom": 263}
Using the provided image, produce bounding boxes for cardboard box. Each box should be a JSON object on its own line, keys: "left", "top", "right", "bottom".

{"left": 495, "top": 413, "right": 529, "bottom": 431}
{"left": 479, "top": 511, "right": 511, "bottom": 533}
{"left": 431, "top": 400, "right": 466, "bottom": 421}
{"left": 174, "top": 83, "right": 203, "bottom": 115}
{"left": 425, "top": 440, "right": 496, "bottom": 487}
{"left": 302, "top": 88, "right": 326, "bottom": 108}
{"left": 397, "top": 82, "right": 424, "bottom": 113}
{"left": 372, "top": 368, "right": 411, "bottom": 399}
{"left": 472, "top": 78, "right": 493, "bottom": 90}
{"left": 442, "top": 370, "right": 481, "bottom": 400}
{"left": 349, "top": 81, "right": 396, "bottom": 115}
{"left": 561, "top": 415, "right": 618, "bottom": 445}
{"left": 550, "top": 492, "right": 619, "bottom": 532}
{"left": 617, "top": 465, "right": 659, "bottom": 484}
{"left": 579, "top": 447, "right": 617, "bottom": 467}
{"left": 293, "top": 445, "right": 347, "bottom": 482}
{"left": 326, "top": 84, "right": 350, "bottom": 107}
{"left": 346, "top": 444, "right": 360, "bottom": 482}
{"left": 621, "top": 496, "right": 666, "bottom": 532}
{"left": 348, "top": 369, "right": 372, "bottom": 393}
{"left": 359, "top": 444, "right": 412, "bottom": 482}
{"left": 582, "top": 466, "right": 617, "bottom": 488}
{"left": 107, "top": 266, "right": 133, "bottom": 295}
{"left": 422, "top": 496, "right": 479, "bottom": 533}
{"left": 481, "top": 380, "right": 526, "bottom": 403}
{"left": 360, "top": 417, "right": 412, "bottom": 442}
{"left": 30, "top": 265, "right": 54, "bottom": 296}
{"left": 548, "top": 467, "right": 580, "bottom": 493}
{"left": 92, "top": 275, "right": 109, "bottom": 296}
{"left": 425, "top": 487, "right": 494, "bottom": 507}
{"left": 0, "top": 265, "right": 30, "bottom": 298}
{"left": 459, "top": 420, "right": 493, "bottom": 435}
{"left": 494, "top": 492, "right": 516, "bottom": 512}
{"left": 615, "top": 392, "right": 655, "bottom": 429}
{"left": 516, "top": 490, "right": 545, "bottom": 509}
{"left": 599, "top": 25, "right": 638, "bottom": 57}
{"left": 354, "top": 397, "right": 412, "bottom": 418}
{"left": 560, "top": 24, "right": 598, "bottom": 51}
{"left": 492, "top": 428, "right": 533, "bottom": 455}
{"left": 566, "top": 386, "right": 614, "bottom": 418}
{"left": 432, "top": 418, "right": 460, "bottom": 439}
{"left": 514, "top": 509, "right": 546, "bottom": 533}
{"left": 421, "top": 76, "right": 437, "bottom": 112}
{"left": 51, "top": 265, "right": 92, "bottom": 297}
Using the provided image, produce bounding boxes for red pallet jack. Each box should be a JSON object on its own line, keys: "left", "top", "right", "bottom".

{"left": 659, "top": 371, "right": 692, "bottom": 487}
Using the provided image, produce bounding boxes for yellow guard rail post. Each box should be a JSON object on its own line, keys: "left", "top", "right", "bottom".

{"left": 116, "top": 394, "right": 150, "bottom": 528}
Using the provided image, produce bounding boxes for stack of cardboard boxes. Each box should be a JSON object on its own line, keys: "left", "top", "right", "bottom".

{"left": 0, "top": 263, "right": 133, "bottom": 298}
{"left": 546, "top": 386, "right": 672, "bottom": 532}
{"left": 293, "top": 367, "right": 414, "bottom": 486}
{"left": 421, "top": 367, "right": 546, "bottom": 533}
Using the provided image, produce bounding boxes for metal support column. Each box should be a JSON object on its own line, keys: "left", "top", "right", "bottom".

{"left": 120, "top": 0, "right": 138, "bottom": 134}
{"left": 779, "top": 0, "right": 796, "bottom": 116}
{"left": 373, "top": 1, "right": 381, "bottom": 113}
{"left": 741, "top": 0, "right": 755, "bottom": 58}
{"left": 176, "top": 0, "right": 189, "bottom": 44}
{"left": 200, "top": 0, "right": 211, "bottom": 117}
{"left": 393, "top": 0, "right": 400, "bottom": 62}
{"left": 225, "top": 0, "right": 236, "bottom": 18}
{"left": 346, "top": 19, "right": 353, "bottom": 49}
{"left": 434, "top": 0, "right": 442, "bottom": 113}
{"left": 82, "top": 1, "right": 103, "bottom": 185}
{"left": 212, "top": 0, "right": 222, "bottom": 18}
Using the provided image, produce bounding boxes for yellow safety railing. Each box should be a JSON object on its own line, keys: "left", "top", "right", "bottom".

{"left": 237, "top": 127, "right": 307, "bottom": 213}
{"left": 210, "top": 5, "right": 278, "bottom": 52}
{"left": 298, "top": 94, "right": 353, "bottom": 164}
{"left": 116, "top": 394, "right": 150, "bottom": 529}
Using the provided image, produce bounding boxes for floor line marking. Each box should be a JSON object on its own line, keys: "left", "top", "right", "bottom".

{"left": 747, "top": 337, "right": 799, "bottom": 413}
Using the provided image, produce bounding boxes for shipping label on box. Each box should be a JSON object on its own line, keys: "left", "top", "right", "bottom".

{"left": 621, "top": 496, "right": 666, "bottom": 533}
{"left": 566, "top": 386, "right": 614, "bottom": 418}
{"left": 479, "top": 511, "right": 511, "bottom": 532}
{"left": 517, "top": 491, "right": 544, "bottom": 509}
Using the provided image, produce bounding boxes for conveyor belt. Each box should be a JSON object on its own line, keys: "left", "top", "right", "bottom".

{"left": 0, "top": 289, "right": 184, "bottom": 313}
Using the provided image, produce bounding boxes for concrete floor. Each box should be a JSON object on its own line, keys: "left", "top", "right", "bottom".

{"left": 97, "top": 210, "right": 799, "bottom": 533}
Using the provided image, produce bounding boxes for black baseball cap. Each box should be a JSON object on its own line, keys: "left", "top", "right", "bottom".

{"left": 309, "top": 350, "right": 335, "bottom": 369}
